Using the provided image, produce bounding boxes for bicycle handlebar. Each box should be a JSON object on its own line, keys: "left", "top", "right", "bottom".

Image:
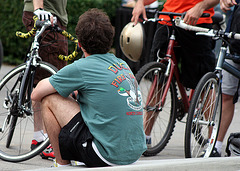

{"left": 16, "top": 16, "right": 39, "bottom": 39}
{"left": 175, "top": 17, "right": 240, "bottom": 40}
{"left": 175, "top": 17, "right": 210, "bottom": 32}
{"left": 57, "top": 29, "right": 79, "bottom": 61}
{"left": 144, "top": 11, "right": 210, "bottom": 25}
{"left": 16, "top": 16, "right": 79, "bottom": 61}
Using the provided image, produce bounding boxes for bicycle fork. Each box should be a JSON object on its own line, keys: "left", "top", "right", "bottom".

{"left": 18, "top": 59, "right": 36, "bottom": 116}
{"left": 145, "top": 58, "right": 175, "bottom": 112}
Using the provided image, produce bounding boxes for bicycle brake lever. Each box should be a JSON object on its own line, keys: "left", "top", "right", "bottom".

{"left": 143, "top": 19, "right": 154, "bottom": 24}
{"left": 143, "top": 18, "right": 162, "bottom": 24}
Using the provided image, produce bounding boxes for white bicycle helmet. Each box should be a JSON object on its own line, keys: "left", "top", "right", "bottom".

{"left": 120, "top": 22, "right": 145, "bottom": 62}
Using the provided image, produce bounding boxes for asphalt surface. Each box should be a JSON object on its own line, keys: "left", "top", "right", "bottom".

{"left": 0, "top": 64, "right": 239, "bottom": 171}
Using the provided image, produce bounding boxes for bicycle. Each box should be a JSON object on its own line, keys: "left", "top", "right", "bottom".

{"left": 135, "top": 11, "right": 220, "bottom": 156}
{"left": 0, "top": 16, "right": 79, "bottom": 162}
{"left": 178, "top": 19, "right": 240, "bottom": 158}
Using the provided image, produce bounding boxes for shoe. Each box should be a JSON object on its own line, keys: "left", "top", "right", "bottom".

{"left": 40, "top": 145, "right": 55, "bottom": 159}
{"left": 71, "top": 160, "right": 84, "bottom": 166}
{"left": 51, "top": 159, "right": 71, "bottom": 167}
{"left": 199, "top": 147, "right": 221, "bottom": 157}
{"left": 31, "top": 140, "right": 43, "bottom": 150}
{"left": 209, "top": 148, "right": 221, "bottom": 157}
{"left": 146, "top": 137, "right": 151, "bottom": 148}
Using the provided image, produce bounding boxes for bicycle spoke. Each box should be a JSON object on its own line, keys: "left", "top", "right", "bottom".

{"left": 136, "top": 62, "right": 177, "bottom": 156}
{"left": 185, "top": 73, "right": 221, "bottom": 158}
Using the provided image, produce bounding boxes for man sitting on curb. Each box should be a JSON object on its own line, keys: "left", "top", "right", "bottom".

{"left": 31, "top": 8, "right": 146, "bottom": 167}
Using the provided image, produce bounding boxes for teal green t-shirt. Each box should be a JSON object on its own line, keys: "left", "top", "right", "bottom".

{"left": 49, "top": 53, "right": 146, "bottom": 165}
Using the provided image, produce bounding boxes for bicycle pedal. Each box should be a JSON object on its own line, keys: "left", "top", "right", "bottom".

{"left": 176, "top": 98, "right": 185, "bottom": 121}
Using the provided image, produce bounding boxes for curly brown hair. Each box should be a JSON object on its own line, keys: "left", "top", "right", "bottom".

{"left": 75, "top": 8, "right": 115, "bottom": 54}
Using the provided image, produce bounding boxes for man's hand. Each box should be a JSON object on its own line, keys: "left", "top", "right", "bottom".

{"left": 34, "top": 8, "right": 53, "bottom": 21}
{"left": 220, "top": 0, "right": 237, "bottom": 12}
{"left": 183, "top": 4, "right": 204, "bottom": 25}
{"left": 183, "top": 0, "right": 219, "bottom": 26}
{"left": 131, "top": 0, "right": 147, "bottom": 25}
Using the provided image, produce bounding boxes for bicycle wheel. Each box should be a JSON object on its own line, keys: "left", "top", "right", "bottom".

{"left": 185, "top": 72, "right": 221, "bottom": 158}
{"left": 0, "top": 61, "right": 58, "bottom": 162}
{"left": 136, "top": 62, "right": 177, "bottom": 156}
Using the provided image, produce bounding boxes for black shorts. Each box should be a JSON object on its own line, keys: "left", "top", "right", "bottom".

{"left": 59, "top": 112, "right": 108, "bottom": 167}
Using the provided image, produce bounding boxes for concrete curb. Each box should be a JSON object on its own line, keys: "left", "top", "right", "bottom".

{"left": 32, "top": 157, "right": 240, "bottom": 171}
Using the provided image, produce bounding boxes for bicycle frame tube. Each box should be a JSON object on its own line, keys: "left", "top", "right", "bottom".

{"left": 223, "top": 61, "right": 240, "bottom": 79}
{"left": 155, "top": 35, "right": 176, "bottom": 108}
{"left": 18, "top": 58, "right": 33, "bottom": 114}
{"left": 160, "top": 31, "right": 190, "bottom": 112}
{"left": 17, "top": 24, "right": 45, "bottom": 113}
{"left": 216, "top": 46, "right": 240, "bottom": 79}
{"left": 146, "top": 72, "right": 159, "bottom": 106}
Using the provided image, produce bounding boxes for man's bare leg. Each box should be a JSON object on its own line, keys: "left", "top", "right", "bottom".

{"left": 41, "top": 93, "right": 80, "bottom": 165}
{"left": 32, "top": 101, "right": 47, "bottom": 142}
{"left": 215, "top": 93, "right": 235, "bottom": 153}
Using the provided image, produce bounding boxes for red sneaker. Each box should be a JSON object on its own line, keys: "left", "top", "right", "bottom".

{"left": 31, "top": 139, "right": 43, "bottom": 150}
{"left": 40, "top": 145, "right": 55, "bottom": 159}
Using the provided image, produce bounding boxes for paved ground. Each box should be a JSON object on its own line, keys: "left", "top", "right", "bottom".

{"left": 0, "top": 64, "right": 239, "bottom": 170}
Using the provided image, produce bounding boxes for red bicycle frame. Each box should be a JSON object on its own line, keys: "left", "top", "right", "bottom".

{"left": 146, "top": 29, "right": 194, "bottom": 115}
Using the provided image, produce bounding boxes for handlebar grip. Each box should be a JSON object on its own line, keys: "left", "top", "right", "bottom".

{"left": 175, "top": 17, "right": 210, "bottom": 32}
{"left": 58, "top": 50, "right": 79, "bottom": 61}
{"left": 60, "top": 30, "right": 78, "bottom": 43}
{"left": 16, "top": 28, "right": 37, "bottom": 39}
{"left": 58, "top": 29, "right": 79, "bottom": 61}
{"left": 233, "top": 33, "right": 240, "bottom": 40}
{"left": 16, "top": 15, "right": 38, "bottom": 39}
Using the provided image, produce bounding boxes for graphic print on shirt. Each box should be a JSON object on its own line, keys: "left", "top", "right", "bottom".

{"left": 108, "top": 62, "right": 142, "bottom": 111}
{"left": 117, "top": 71, "right": 142, "bottom": 111}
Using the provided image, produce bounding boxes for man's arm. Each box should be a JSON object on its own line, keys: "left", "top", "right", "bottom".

{"left": 184, "top": 0, "right": 219, "bottom": 25}
{"left": 131, "top": 0, "right": 156, "bottom": 25}
{"left": 31, "top": 78, "right": 57, "bottom": 102}
{"left": 33, "top": 0, "right": 43, "bottom": 10}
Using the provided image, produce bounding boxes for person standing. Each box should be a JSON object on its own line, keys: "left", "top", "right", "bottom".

{"left": 213, "top": 0, "right": 240, "bottom": 156}
{"left": 131, "top": 0, "right": 219, "bottom": 151}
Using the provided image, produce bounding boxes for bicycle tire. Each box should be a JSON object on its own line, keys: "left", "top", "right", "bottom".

{"left": 136, "top": 62, "right": 177, "bottom": 156}
{"left": 185, "top": 72, "right": 222, "bottom": 158}
{"left": 6, "top": 116, "right": 17, "bottom": 148}
{"left": 0, "top": 61, "right": 58, "bottom": 162}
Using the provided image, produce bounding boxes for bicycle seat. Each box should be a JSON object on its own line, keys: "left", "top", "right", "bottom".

{"left": 212, "top": 11, "right": 225, "bottom": 30}
{"left": 212, "top": 11, "right": 224, "bottom": 25}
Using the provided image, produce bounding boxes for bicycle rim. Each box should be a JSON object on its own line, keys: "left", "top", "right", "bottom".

{"left": 185, "top": 72, "right": 221, "bottom": 158}
{"left": 6, "top": 116, "right": 18, "bottom": 148}
{"left": 136, "top": 62, "right": 177, "bottom": 156}
{"left": 0, "top": 62, "right": 57, "bottom": 162}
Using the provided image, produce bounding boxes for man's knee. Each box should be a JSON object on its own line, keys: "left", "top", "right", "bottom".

{"left": 41, "top": 93, "right": 59, "bottom": 108}
{"left": 41, "top": 95, "right": 50, "bottom": 109}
